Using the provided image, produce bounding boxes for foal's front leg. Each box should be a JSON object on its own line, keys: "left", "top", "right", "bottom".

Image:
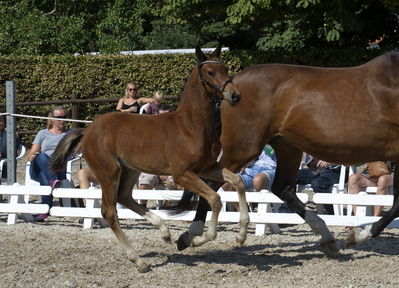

{"left": 178, "top": 166, "right": 249, "bottom": 248}
{"left": 174, "top": 171, "right": 223, "bottom": 248}
{"left": 198, "top": 166, "right": 249, "bottom": 245}
{"left": 220, "top": 168, "right": 249, "bottom": 245}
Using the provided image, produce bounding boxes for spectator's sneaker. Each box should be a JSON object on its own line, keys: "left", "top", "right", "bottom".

{"left": 34, "top": 214, "right": 48, "bottom": 222}
{"left": 50, "top": 179, "right": 62, "bottom": 190}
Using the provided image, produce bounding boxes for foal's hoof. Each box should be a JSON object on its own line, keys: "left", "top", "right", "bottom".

{"left": 177, "top": 232, "right": 190, "bottom": 251}
{"left": 320, "top": 239, "right": 340, "bottom": 257}
{"left": 235, "top": 236, "right": 245, "bottom": 246}
{"left": 162, "top": 235, "right": 172, "bottom": 244}
{"left": 138, "top": 263, "right": 151, "bottom": 273}
{"left": 345, "top": 227, "right": 360, "bottom": 248}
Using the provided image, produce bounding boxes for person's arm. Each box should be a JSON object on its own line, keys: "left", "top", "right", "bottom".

{"left": 316, "top": 160, "right": 333, "bottom": 169}
{"left": 116, "top": 98, "right": 125, "bottom": 112}
{"left": 27, "top": 143, "right": 41, "bottom": 162}
{"left": 138, "top": 97, "right": 155, "bottom": 105}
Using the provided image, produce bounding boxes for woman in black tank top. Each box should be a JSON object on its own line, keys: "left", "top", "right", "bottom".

{"left": 116, "top": 83, "right": 155, "bottom": 113}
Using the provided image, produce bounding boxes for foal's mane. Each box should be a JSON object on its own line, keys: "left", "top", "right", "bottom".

{"left": 176, "top": 62, "right": 198, "bottom": 104}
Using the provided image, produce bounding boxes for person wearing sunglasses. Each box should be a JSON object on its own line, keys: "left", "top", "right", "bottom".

{"left": 116, "top": 82, "right": 154, "bottom": 113}
{"left": 27, "top": 105, "right": 69, "bottom": 222}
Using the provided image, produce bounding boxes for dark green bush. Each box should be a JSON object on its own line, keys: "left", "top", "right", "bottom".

{"left": 0, "top": 47, "right": 392, "bottom": 145}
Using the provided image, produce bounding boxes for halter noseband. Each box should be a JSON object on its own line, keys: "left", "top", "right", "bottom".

{"left": 198, "top": 60, "right": 232, "bottom": 103}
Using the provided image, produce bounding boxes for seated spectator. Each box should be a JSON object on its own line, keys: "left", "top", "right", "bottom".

{"left": 116, "top": 82, "right": 154, "bottom": 113}
{"left": 138, "top": 102, "right": 172, "bottom": 207}
{"left": 77, "top": 167, "right": 98, "bottom": 189}
{"left": 0, "top": 114, "right": 22, "bottom": 179}
{"left": 145, "top": 91, "right": 165, "bottom": 115}
{"left": 138, "top": 172, "right": 163, "bottom": 208}
{"left": 158, "top": 103, "right": 172, "bottom": 114}
{"left": 278, "top": 155, "right": 341, "bottom": 215}
{"left": 27, "top": 106, "right": 69, "bottom": 222}
{"left": 222, "top": 145, "right": 276, "bottom": 211}
{"left": 348, "top": 162, "right": 393, "bottom": 216}
{"left": 159, "top": 175, "right": 185, "bottom": 209}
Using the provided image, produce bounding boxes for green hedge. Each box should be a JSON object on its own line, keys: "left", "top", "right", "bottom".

{"left": 0, "top": 47, "right": 392, "bottom": 145}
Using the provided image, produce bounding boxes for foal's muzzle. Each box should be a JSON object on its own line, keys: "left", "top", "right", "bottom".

{"left": 223, "top": 83, "right": 240, "bottom": 106}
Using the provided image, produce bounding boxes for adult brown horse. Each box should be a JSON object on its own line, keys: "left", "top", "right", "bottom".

{"left": 50, "top": 46, "right": 248, "bottom": 273}
{"left": 177, "top": 51, "right": 399, "bottom": 254}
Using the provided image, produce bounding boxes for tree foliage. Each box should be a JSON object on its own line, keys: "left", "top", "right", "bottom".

{"left": 0, "top": 0, "right": 397, "bottom": 55}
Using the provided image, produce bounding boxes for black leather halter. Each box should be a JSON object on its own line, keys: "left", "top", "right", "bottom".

{"left": 198, "top": 60, "right": 232, "bottom": 103}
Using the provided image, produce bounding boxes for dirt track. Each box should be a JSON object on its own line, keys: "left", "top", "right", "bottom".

{"left": 0, "top": 215, "right": 398, "bottom": 288}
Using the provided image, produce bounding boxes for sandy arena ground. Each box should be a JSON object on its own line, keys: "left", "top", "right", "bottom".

{"left": 0, "top": 157, "right": 398, "bottom": 288}
{"left": 0, "top": 218, "right": 398, "bottom": 288}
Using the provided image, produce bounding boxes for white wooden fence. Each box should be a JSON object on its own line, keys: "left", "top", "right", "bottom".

{"left": 1, "top": 185, "right": 398, "bottom": 235}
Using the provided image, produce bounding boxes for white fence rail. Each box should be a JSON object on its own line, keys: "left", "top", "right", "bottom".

{"left": 1, "top": 185, "right": 398, "bottom": 235}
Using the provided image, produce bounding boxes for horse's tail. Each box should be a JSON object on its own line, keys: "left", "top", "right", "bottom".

{"left": 50, "top": 128, "right": 85, "bottom": 173}
{"left": 168, "top": 189, "right": 198, "bottom": 215}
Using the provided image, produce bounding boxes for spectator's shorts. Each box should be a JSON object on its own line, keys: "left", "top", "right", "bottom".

{"left": 138, "top": 173, "right": 159, "bottom": 187}
{"left": 241, "top": 165, "right": 275, "bottom": 191}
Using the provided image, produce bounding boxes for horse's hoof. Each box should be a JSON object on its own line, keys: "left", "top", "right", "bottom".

{"left": 235, "top": 236, "right": 245, "bottom": 246}
{"left": 320, "top": 239, "right": 340, "bottom": 257}
{"left": 177, "top": 232, "right": 190, "bottom": 251}
{"left": 345, "top": 227, "right": 360, "bottom": 248}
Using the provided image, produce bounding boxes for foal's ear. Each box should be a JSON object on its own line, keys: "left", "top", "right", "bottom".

{"left": 211, "top": 43, "right": 222, "bottom": 58}
{"left": 195, "top": 45, "right": 207, "bottom": 62}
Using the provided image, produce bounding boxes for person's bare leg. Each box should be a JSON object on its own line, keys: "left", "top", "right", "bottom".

{"left": 253, "top": 173, "right": 269, "bottom": 192}
{"left": 374, "top": 174, "right": 393, "bottom": 216}
{"left": 348, "top": 173, "right": 375, "bottom": 215}
{"left": 138, "top": 184, "right": 153, "bottom": 206}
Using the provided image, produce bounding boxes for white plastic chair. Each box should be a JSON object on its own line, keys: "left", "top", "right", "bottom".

{"left": 139, "top": 103, "right": 150, "bottom": 114}
{"left": 25, "top": 154, "right": 81, "bottom": 185}
{"left": 24, "top": 154, "right": 82, "bottom": 207}
{"left": 0, "top": 145, "right": 26, "bottom": 183}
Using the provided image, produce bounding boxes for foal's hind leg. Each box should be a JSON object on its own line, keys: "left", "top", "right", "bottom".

{"left": 117, "top": 166, "right": 172, "bottom": 244}
{"left": 95, "top": 163, "right": 151, "bottom": 273}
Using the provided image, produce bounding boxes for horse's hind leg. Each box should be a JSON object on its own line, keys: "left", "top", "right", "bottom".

{"left": 117, "top": 166, "right": 172, "bottom": 244}
{"left": 272, "top": 139, "right": 339, "bottom": 256}
{"left": 346, "top": 160, "right": 399, "bottom": 247}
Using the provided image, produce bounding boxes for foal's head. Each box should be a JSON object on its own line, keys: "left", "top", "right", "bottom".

{"left": 195, "top": 45, "right": 240, "bottom": 106}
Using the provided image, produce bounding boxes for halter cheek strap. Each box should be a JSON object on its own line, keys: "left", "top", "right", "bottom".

{"left": 198, "top": 60, "right": 232, "bottom": 102}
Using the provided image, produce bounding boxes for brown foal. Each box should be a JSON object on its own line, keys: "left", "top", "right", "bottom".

{"left": 50, "top": 46, "right": 247, "bottom": 272}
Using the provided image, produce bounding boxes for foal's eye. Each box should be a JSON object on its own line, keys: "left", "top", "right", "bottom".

{"left": 207, "top": 71, "right": 215, "bottom": 77}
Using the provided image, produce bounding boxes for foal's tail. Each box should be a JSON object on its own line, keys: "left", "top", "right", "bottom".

{"left": 168, "top": 189, "right": 198, "bottom": 215}
{"left": 50, "top": 128, "right": 85, "bottom": 173}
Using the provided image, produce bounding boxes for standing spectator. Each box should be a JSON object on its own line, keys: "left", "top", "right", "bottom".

{"left": 348, "top": 162, "right": 393, "bottom": 216}
{"left": 27, "top": 106, "right": 69, "bottom": 222}
{"left": 0, "top": 114, "right": 22, "bottom": 179}
{"left": 116, "top": 82, "right": 154, "bottom": 113}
